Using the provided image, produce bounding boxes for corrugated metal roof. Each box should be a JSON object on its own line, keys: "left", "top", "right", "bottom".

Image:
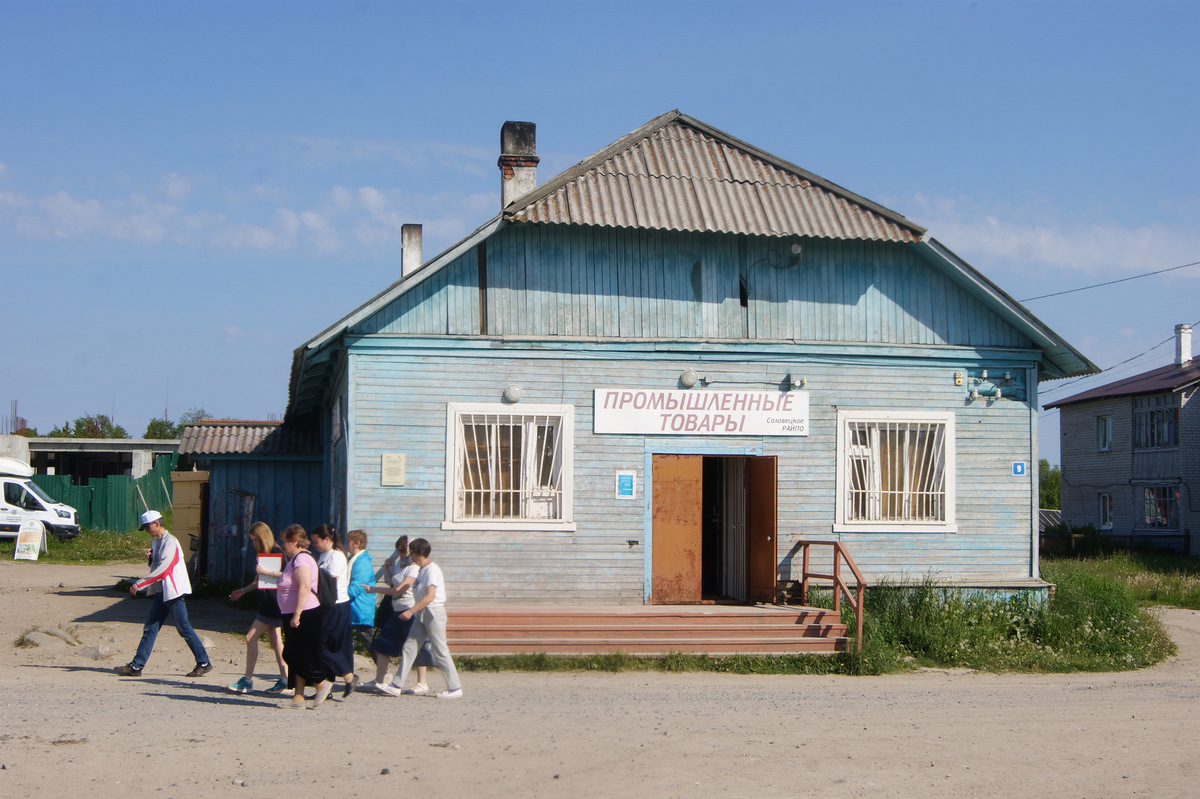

{"left": 1044, "top": 356, "right": 1200, "bottom": 409}
{"left": 178, "top": 421, "right": 319, "bottom": 456}
{"left": 507, "top": 112, "right": 924, "bottom": 243}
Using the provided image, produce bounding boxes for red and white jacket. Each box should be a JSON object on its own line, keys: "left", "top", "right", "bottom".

{"left": 133, "top": 531, "right": 192, "bottom": 600}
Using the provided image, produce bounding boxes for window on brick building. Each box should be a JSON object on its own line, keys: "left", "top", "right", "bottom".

{"left": 1133, "top": 394, "right": 1177, "bottom": 449}
{"left": 1097, "top": 416, "right": 1112, "bottom": 452}
{"left": 1099, "top": 493, "right": 1113, "bottom": 529}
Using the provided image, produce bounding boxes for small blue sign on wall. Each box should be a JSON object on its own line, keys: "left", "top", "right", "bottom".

{"left": 1012, "top": 462, "right": 1026, "bottom": 477}
{"left": 615, "top": 470, "right": 637, "bottom": 499}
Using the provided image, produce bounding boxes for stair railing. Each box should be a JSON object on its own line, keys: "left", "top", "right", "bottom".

{"left": 796, "top": 540, "right": 866, "bottom": 649}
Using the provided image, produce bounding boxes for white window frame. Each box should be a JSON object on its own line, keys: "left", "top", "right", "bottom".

{"left": 442, "top": 402, "right": 575, "bottom": 532}
{"left": 1099, "top": 493, "right": 1113, "bottom": 530}
{"left": 1097, "top": 415, "right": 1112, "bottom": 452}
{"left": 834, "top": 410, "right": 956, "bottom": 533}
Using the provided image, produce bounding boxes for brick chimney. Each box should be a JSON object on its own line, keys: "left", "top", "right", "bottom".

{"left": 499, "top": 121, "right": 539, "bottom": 208}
{"left": 1177, "top": 323, "right": 1193, "bottom": 367}
{"left": 401, "top": 224, "right": 422, "bottom": 279}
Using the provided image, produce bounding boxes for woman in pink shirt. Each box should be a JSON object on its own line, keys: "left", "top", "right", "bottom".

{"left": 275, "top": 524, "right": 332, "bottom": 709}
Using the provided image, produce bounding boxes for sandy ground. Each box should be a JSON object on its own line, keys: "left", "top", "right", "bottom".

{"left": 0, "top": 559, "right": 1197, "bottom": 799}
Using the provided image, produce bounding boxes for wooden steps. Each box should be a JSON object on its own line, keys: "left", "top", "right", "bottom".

{"left": 445, "top": 605, "right": 850, "bottom": 656}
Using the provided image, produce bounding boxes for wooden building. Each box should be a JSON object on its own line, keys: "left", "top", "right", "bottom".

{"left": 285, "top": 111, "right": 1096, "bottom": 606}
{"left": 177, "top": 420, "right": 322, "bottom": 583}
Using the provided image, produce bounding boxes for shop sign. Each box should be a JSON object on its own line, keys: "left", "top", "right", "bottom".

{"left": 593, "top": 388, "right": 809, "bottom": 436}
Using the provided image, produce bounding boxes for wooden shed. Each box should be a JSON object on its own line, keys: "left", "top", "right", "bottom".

{"left": 177, "top": 420, "right": 322, "bottom": 584}
{"left": 285, "top": 111, "right": 1096, "bottom": 610}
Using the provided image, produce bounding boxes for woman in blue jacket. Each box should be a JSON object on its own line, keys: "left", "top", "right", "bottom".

{"left": 346, "top": 530, "right": 376, "bottom": 652}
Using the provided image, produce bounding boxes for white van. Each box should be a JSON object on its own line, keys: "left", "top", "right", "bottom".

{"left": 0, "top": 456, "right": 81, "bottom": 541}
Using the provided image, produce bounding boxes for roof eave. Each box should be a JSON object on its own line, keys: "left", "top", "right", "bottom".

{"left": 912, "top": 237, "right": 1099, "bottom": 381}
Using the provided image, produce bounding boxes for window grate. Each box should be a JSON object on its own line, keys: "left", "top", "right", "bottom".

{"left": 1141, "top": 485, "right": 1179, "bottom": 529}
{"left": 455, "top": 413, "right": 564, "bottom": 521}
{"left": 845, "top": 420, "right": 946, "bottom": 523}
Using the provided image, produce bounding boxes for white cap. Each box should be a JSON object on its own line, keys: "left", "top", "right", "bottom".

{"left": 139, "top": 510, "right": 163, "bottom": 530}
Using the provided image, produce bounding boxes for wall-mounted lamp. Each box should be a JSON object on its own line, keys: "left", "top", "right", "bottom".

{"left": 680, "top": 368, "right": 700, "bottom": 388}
{"left": 784, "top": 373, "right": 807, "bottom": 391}
{"left": 788, "top": 241, "right": 804, "bottom": 266}
{"left": 503, "top": 384, "right": 524, "bottom": 403}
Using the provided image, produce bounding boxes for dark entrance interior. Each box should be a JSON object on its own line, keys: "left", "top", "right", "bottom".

{"left": 651, "top": 454, "right": 777, "bottom": 604}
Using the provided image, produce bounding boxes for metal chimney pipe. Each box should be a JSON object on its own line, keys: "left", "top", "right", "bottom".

{"left": 499, "top": 121, "right": 539, "bottom": 209}
{"left": 401, "top": 224, "right": 422, "bottom": 278}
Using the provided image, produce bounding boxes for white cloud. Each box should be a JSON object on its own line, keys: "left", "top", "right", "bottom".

{"left": 906, "top": 194, "right": 1200, "bottom": 281}
{"left": 0, "top": 175, "right": 497, "bottom": 262}
{"left": 162, "top": 173, "right": 193, "bottom": 202}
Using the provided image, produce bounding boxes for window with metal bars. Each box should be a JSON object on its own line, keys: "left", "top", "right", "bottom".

{"left": 444, "top": 404, "right": 574, "bottom": 529}
{"left": 1133, "top": 394, "right": 1178, "bottom": 449}
{"left": 835, "top": 411, "right": 956, "bottom": 531}
{"left": 1140, "top": 485, "right": 1179, "bottom": 530}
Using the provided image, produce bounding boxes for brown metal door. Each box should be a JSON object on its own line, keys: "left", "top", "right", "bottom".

{"left": 746, "top": 456, "right": 778, "bottom": 603}
{"left": 651, "top": 454, "right": 704, "bottom": 604}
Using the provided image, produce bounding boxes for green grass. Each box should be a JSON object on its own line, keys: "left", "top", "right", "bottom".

{"left": 0, "top": 528, "right": 147, "bottom": 564}
{"left": 1043, "top": 551, "right": 1200, "bottom": 610}
{"left": 858, "top": 570, "right": 1174, "bottom": 673}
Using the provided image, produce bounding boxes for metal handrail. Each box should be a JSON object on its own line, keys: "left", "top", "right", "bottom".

{"left": 796, "top": 540, "right": 867, "bottom": 649}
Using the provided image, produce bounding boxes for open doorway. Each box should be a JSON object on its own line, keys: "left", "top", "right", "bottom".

{"left": 651, "top": 454, "right": 777, "bottom": 604}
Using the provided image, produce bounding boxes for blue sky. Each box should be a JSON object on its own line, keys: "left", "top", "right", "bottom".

{"left": 2, "top": 0, "right": 1197, "bottom": 464}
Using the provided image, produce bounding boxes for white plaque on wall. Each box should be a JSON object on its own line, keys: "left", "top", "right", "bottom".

{"left": 381, "top": 454, "right": 406, "bottom": 486}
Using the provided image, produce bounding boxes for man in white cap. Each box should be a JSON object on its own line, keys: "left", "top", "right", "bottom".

{"left": 113, "top": 510, "right": 212, "bottom": 678}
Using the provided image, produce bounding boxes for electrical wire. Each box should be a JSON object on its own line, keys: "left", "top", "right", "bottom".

{"left": 1039, "top": 317, "right": 1200, "bottom": 402}
{"left": 1020, "top": 259, "right": 1200, "bottom": 302}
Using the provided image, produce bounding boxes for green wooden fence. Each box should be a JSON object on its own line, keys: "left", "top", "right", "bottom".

{"left": 31, "top": 454, "right": 179, "bottom": 532}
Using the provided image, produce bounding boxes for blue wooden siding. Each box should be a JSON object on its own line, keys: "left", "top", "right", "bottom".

{"left": 206, "top": 457, "right": 324, "bottom": 584}
{"left": 344, "top": 341, "right": 1039, "bottom": 604}
{"left": 361, "top": 224, "right": 1031, "bottom": 350}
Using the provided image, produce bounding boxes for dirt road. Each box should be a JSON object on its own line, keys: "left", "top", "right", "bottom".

{"left": 1, "top": 559, "right": 1196, "bottom": 798}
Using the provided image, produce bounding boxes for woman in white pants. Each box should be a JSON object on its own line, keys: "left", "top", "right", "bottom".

{"left": 377, "top": 537, "right": 462, "bottom": 699}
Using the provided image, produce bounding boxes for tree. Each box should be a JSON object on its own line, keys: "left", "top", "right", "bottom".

{"left": 1038, "top": 458, "right": 1061, "bottom": 510}
{"left": 143, "top": 407, "right": 213, "bottom": 439}
{"left": 48, "top": 414, "right": 129, "bottom": 439}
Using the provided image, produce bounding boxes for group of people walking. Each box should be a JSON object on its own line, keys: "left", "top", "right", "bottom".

{"left": 114, "top": 511, "right": 462, "bottom": 706}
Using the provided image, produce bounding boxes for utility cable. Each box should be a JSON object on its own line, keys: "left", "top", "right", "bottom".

{"left": 1020, "top": 259, "right": 1200, "bottom": 302}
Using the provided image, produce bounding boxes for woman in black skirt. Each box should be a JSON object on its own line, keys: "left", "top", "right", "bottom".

{"left": 277, "top": 524, "right": 330, "bottom": 708}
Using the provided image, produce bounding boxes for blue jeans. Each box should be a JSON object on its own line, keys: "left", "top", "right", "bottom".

{"left": 131, "top": 593, "right": 209, "bottom": 669}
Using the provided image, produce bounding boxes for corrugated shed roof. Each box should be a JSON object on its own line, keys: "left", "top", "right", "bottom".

{"left": 507, "top": 111, "right": 924, "bottom": 243}
{"left": 1044, "top": 355, "right": 1200, "bottom": 409}
{"left": 178, "top": 421, "right": 319, "bottom": 456}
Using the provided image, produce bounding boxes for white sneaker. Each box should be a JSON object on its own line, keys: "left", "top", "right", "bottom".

{"left": 377, "top": 682, "right": 404, "bottom": 697}
{"left": 402, "top": 682, "right": 429, "bottom": 695}
{"left": 437, "top": 688, "right": 463, "bottom": 699}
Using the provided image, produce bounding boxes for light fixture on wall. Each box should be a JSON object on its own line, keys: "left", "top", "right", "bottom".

{"left": 784, "top": 373, "right": 807, "bottom": 391}
{"left": 503, "top": 384, "right": 523, "bottom": 403}
{"left": 680, "top": 368, "right": 700, "bottom": 388}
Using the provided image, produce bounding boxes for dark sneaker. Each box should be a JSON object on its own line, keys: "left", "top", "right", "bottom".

{"left": 113, "top": 664, "right": 142, "bottom": 677}
{"left": 186, "top": 663, "right": 213, "bottom": 678}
